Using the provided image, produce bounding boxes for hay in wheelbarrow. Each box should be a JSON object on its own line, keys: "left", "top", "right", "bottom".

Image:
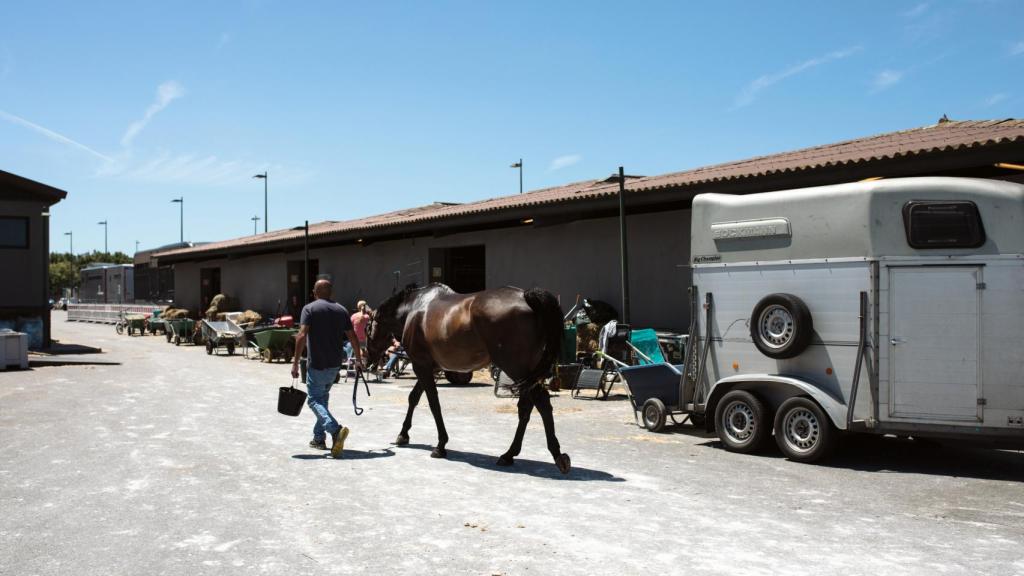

{"left": 205, "top": 294, "right": 239, "bottom": 320}
{"left": 162, "top": 308, "right": 189, "bottom": 319}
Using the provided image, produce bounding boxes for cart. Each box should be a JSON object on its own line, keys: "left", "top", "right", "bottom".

{"left": 166, "top": 318, "right": 200, "bottom": 346}
{"left": 251, "top": 328, "right": 297, "bottom": 362}
{"left": 200, "top": 319, "right": 243, "bottom": 355}
{"left": 147, "top": 317, "right": 169, "bottom": 336}
{"left": 125, "top": 314, "right": 147, "bottom": 336}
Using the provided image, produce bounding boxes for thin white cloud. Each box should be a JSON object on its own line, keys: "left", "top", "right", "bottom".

{"left": 733, "top": 46, "right": 862, "bottom": 109}
{"left": 904, "top": 3, "right": 929, "bottom": 18}
{"left": 120, "top": 80, "right": 185, "bottom": 148}
{"left": 1010, "top": 41, "right": 1024, "bottom": 56}
{"left": 548, "top": 154, "right": 582, "bottom": 172}
{"left": 870, "top": 69, "right": 904, "bottom": 93}
{"left": 0, "top": 109, "right": 113, "bottom": 162}
{"left": 983, "top": 93, "right": 1008, "bottom": 107}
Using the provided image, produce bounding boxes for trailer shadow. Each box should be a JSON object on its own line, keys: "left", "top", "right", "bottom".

{"left": 696, "top": 436, "right": 1024, "bottom": 481}
{"left": 396, "top": 443, "right": 625, "bottom": 482}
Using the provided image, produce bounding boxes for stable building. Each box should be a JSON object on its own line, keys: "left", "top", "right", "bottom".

{"left": 0, "top": 169, "right": 68, "bottom": 348}
{"left": 153, "top": 119, "right": 1024, "bottom": 332}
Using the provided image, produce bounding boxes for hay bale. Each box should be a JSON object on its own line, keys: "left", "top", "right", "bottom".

{"left": 205, "top": 294, "right": 239, "bottom": 320}
{"left": 576, "top": 322, "right": 602, "bottom": 354}
{"left": 238, "top": 310, "right": 262, "bottom": 325}
{"left": 162, "top": 308, "right": 189, "bottom": 319}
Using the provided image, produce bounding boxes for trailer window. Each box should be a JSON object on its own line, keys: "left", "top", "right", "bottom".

{"left": 902, "top": 201, "right": 985, "bottom": 249}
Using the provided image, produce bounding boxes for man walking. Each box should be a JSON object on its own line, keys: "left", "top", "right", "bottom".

{"left": 291, "top": 279, "right": 364, "bottom": 458}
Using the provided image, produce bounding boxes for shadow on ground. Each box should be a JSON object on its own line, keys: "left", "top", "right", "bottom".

{"left": 694, "top": 435, "right": 1024, "bottom": 482}
{"left": 292, "top": 448, "right": 396, "bottom": 461}
{"left": 397, "top": 443, "right": 624, "bottom": 482}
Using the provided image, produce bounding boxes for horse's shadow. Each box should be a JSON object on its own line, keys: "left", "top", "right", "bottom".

{"left": 292, "top": 448, "right": 396, "bottom": 461}
{"left": 398, "top": 443, "right": 624, "bottom": 482}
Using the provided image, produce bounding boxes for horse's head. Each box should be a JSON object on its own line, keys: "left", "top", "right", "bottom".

{"left": 365, "top": 288, "right": 413, "bottom": 366}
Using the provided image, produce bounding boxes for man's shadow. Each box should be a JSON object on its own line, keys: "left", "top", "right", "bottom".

{"left": 397, "top": 443, "right": 624, "bottom": 482}
{"left": 292, "top": 448, "right": 396, "bottom": 461}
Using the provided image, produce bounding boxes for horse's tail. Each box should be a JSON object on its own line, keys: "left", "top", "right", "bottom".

{"left": 523, "top": 288, "right": 563, "bottom": 385}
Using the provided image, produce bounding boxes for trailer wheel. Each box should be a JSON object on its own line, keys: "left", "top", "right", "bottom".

{"left": 715, "top": 390, "right": 770, "bottom": 453}
{"left": 774, "top": 397, "right": 835, "bottom": 463}
{"left": 750, "top": 293, "right": 814, "bottom": 359}
{"left": 642, "top": 398, "right": 667, "bottom": 432}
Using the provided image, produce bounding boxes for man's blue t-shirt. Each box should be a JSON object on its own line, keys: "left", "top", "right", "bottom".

{"left": 300, "top": 299, "right": 353, "bottom": 370}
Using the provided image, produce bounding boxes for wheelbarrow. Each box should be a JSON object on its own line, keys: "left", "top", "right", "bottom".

{"left": 166, "top": 318, "right": 200, "bottom": 346}
{"left": 200, "top": 319, "right": 243, "bottom": 355}
{"left": 125, "top": 314, "right": 147, "bottom": 336}
{"left": 251, "top": 328, "right": 297, "bottom": 363}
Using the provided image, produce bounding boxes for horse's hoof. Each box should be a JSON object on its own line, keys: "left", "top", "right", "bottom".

{"left": 496, "top": 455, "right": 514, "bottom": 467}
{"left": 394, "top": 434, "right": 409, "bottom": 446}
{"left": 556, "top": 453, "right": 571, "bottom": 475}
{"left": 430, "top": 447, "right": 448, "bottom": 459}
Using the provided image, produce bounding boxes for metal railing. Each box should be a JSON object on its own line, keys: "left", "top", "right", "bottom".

{"left": 66, "top": 303, "right": 166, "bottom": 324}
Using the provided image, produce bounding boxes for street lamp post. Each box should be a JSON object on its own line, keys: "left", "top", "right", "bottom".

{"left": 64, "top": 231, "right": 73, "bottom": 257}
{"left": 253, "top": 172, "right": 268, "bottom": 233}
{"left": 510, "top": 159, "right": 523, "bottom": 194}
{"left": 251, "top": 215, "right": 261, "bottom": 235}
{"left": 97, "top": 220, "right": 108, "bottom": 253}
{"left": 171, "top": 197, "right": 183, "bottom": 243}
{"left": 291, "top": 221, "right": 310, "bottom": 303}
{"left": 617, "top": 166, "right": 630, "bottom": 324}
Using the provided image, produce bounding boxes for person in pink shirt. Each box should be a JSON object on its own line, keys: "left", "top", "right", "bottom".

{"left": 350, "top": 300, "right": 371, "bottom": 353}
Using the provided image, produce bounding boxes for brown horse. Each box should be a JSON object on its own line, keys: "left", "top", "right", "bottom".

{"left": 366, "top": 283, "right": 571, "bottom": 474}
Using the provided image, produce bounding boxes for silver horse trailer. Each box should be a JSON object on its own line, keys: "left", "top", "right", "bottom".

{"left": 677, "top": 176, "right": 1024, "bottom": 462}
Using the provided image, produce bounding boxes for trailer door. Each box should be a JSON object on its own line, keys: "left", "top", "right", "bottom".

{"left": 889, "top": 266, "right": 982, "bottom": 421}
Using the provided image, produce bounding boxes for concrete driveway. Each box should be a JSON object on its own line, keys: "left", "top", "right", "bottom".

{"left": 2, "top": 313, "right": 1022, "bottom": 575}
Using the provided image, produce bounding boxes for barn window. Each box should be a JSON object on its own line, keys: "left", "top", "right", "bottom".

{"left": 0, "top": 217, "right": 29, "bottom": 248}
{"left": 902, "top": 201, "right": 985, "bottom": 249}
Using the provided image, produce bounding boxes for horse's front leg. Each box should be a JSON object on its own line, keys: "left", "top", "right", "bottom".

{"left": 533, "top": 386, "right": 571, "bottom": 474}
{"left": 496, "top": 391, "right": 534, "bottom": 467}
{"left": 417, "top": 366, "right": 449, "bottom": 458}
{"left": 395, "top": 379, "right": 424, "bottom": 446}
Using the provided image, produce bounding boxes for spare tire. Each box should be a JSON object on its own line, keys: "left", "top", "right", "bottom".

{"left": 750, "top": 293, "right": 813, "bottom": 359}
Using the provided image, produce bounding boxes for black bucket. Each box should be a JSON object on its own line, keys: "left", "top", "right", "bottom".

{"left": 278, "top": 383, "right": 307, "bottom": 417}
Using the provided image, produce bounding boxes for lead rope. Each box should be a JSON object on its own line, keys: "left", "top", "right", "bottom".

{"left": 352, "top": 365, "right": 371, "bottom": 415}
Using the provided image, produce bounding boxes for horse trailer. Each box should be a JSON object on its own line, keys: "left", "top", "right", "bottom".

{"left": 677, "top": 176, "right": 1024, "bottom": 462}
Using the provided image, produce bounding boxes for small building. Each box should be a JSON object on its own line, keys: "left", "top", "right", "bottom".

{"left": 0, "top": 169, "right": 68, "bottom": 348}
{"left": 133, "top": 242, "right": 202, "bottom": 304}
{"left": 154, "top": 119, "right": 1024, "bottom": 331}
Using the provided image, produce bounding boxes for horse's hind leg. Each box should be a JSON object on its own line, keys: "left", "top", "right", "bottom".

{"left": 418, "top": 367, "right": 450, "bottom": 459}
{"left": 496, "top": 392, "right": 534, "bottom": 467}
{"left": 395, "top": 379, "right": 424, "bottom": 446}
{"left": 534, "top": 387, "right": 571, "bottom": 474}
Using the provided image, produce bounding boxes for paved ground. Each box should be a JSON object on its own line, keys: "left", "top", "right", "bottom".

{"left": 2, "top": 313, "right": 1023, "bottom": 575}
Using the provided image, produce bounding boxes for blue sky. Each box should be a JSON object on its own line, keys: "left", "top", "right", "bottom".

{"left": 1, "top": 0, "right": 1021, "bottom": 254}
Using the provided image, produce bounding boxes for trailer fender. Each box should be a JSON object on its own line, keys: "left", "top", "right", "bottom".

{"left": 705, "top": 374, "right": 848, "bottom": 431}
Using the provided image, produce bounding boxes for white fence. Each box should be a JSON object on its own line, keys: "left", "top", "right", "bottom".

{"left": 67, "top": 303, "right": 166, "bottom": 324}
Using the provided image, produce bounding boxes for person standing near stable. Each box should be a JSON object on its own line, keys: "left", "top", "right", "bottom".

{"left": 350, "top": 300, "right": 371, "bottom": 354}
{"left": 291, "top": 279, "right": 364, "bottom": 457}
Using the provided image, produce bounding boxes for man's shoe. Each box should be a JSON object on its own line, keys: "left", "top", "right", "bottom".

{"left": 309, "top": 439, "right": 327, "bottom": 450}
{"left": 331, "top": 427, "right": 350, "bottom": 458}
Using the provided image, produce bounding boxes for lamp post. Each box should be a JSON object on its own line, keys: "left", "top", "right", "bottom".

{"left": 251, "top": 215, "right": 261, "bottom": 235}
{"left": 510, "top": 159, "right": 523, "bottom": 194}
{"left": 64, "top": 231, "right": 73, "bottom": 257}
{"left": 291, "top": 221, "right": 310, "bottom": 303}
{"left": 97, "top": 220, "right": 108, "bottom": 253}
{"left": 171, "top": 197, "right": 183, "bottom": 243}
{"left": 253, "top": 172, "right": 268, "bottom": 232}
{"left": 135, "top": 240, "right": 140, "bottom": 254}
{"left": 617, "top": 166, "right": 630, "bottom": 324}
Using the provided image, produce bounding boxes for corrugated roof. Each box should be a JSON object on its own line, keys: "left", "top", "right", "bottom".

{"left": 155, "top": 119, "right": 1024, "bottom": 259}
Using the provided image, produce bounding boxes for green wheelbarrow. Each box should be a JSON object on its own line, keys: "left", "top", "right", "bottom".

{"left": 251, "top": 328, "right": 297, "bottom": 363}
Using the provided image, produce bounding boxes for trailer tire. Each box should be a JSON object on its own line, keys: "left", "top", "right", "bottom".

{"left": 774, "top": 396, "right": 835, "bottom": 463}
{"left": 715, "top": 390, "right": 770, "bottom": 453}
{"left": 750, "top": 293, "right": 813, "bottom": 359}
{"left": 642, "top": 398, "right": 667, "bottom": 432}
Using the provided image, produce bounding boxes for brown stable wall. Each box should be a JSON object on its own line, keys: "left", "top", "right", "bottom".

{"left": 172, "top": 209, "right": 692, "bottom": 331}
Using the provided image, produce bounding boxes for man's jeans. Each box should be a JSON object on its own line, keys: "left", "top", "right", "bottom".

{"left": 306, "top": 366, "right": 342, "bottom": 442}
